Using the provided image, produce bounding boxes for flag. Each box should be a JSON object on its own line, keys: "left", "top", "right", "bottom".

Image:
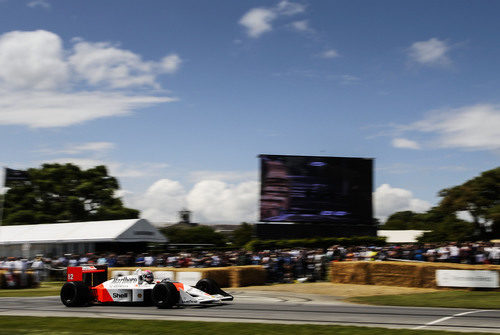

{"left": 4, "top": 168, "right": 29, "bottom": 186}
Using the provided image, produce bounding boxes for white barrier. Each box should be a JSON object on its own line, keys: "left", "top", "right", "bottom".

{"left": 436, "top": 270, "right": 499, "bottom": 288}
{"left": 176, "top": 271, "right": 202, "bottom": 286}
{"left": 153, "top": 271, "right": 175, "bottom": 281}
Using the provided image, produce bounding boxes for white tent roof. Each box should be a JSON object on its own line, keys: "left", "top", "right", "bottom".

{"left": 0, "top": 219, "right": 167, "bottom": 244}
{"left": 377, "top": 230, "right": 429, "bottom": 243}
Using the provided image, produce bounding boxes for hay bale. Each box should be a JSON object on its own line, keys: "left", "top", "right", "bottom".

{"left": 369, "top": 262, "right": 421, "bottom": 287}
{"left": 330, "top": 261, "right": 500, "bottom": 289}
{"left": 230, "top": 266, "right": 267, "bottom": 287}
{"left": 200, "top": 268, "right": 232, "bottom": 288}
{"left": 330, "top": 262, "right": 370, "bottom": 284}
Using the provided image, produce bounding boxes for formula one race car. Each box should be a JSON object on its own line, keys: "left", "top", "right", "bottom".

{"left": 60, "top": 265, "right": 233, "bottom": 308}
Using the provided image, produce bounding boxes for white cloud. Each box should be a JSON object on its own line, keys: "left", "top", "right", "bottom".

{"left": 408, "top": 38, "right": 451, "bottom": 66}
{"left": 407, "top": 104, "right": 500, "bottom": 151}
{"left": 290, "top": 20, "right": 313, "bottom": 33}
{"left": 27, "top": 0, "right": 50, "bottom": 9}
{"left": 392, "top": 138, "right": 421, "bottom": 150}
{"left": 188, "top": 170, "right": 258, "bottom": 183}
{"left": 320, "top": 49, "right": 340, "bottom": 59}
{"left": 67, "top": 142, "right": 115, "bottom": 154}
{"left": 69, "top": 41, "right": 177, "bottom": 89}
{"left": 124, "top": 177, "right": 259, "bottom": 224}
{"left": 239, "top": 1, "right": 305, "bottom": 38}
{"left": 0, "top": 30, "right": 180, "bottom": 128}
{"left": 187, "top": 180, "right": 259, "bottom": 223}
{"left": 239, "top": 8, "right": 277, "bottom": 38}
{"left": 0, "top": 90, "right": 174, "bottom": 128}
{"left": 0, "top": 30, "right": 68, "bottom": 89}
{"left": 374, "top": 184, "right": 432, "bottom": 222}
{"left": 160, "top": 54, "right": 182, "bottom": 74}
{"left": 276, "top": 1, "right": 306, "bottom": 16}
{"left": 136, "top": 179, "right": 188, "bottom": 222}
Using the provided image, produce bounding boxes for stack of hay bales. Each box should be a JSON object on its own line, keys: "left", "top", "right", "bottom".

{"left": 330, "top": 261, "right": 500, "bottom": 289}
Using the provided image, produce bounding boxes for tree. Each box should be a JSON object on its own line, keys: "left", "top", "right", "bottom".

{"left": 231, "top": 222, "right": 254, "bottom": 247}
{"left": 438, "top": 167, "right": 500, "bottom": 237}
{"left": 3, "top": 163, "right": 139, "bottom": 225}
{"left": 380, "top": 211, "right": 422, "bottom": 230}
{"left": 161, "top": 225, "right": 227, "bottom": 247}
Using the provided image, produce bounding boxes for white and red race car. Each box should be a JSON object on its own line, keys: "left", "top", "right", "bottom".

{"left": 60, "top": 265, "right": 233, "bottom": 308}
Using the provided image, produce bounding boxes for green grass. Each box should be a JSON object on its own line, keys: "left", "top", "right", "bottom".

{"left": 347, "top": 290, "right": 500, "bottom": 309}
{"left": 0, "top": 281, "right": 63, "bottom": 297}
{"left": 0, "top": 316, "right": 495, "bottom": 335}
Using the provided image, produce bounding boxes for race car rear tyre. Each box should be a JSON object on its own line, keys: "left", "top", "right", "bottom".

{"left": 152, "top": 282, "right": 179, "bottom": 309}
{"left": 60, "top": 281, "right": 91, "bottom": 307}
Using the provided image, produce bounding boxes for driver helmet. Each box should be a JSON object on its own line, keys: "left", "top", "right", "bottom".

{"left": 143, "top": 270, "right": 154, "bottom": 283}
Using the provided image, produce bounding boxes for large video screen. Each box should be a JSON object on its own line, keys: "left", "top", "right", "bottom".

{"left": 259, "top": 155, "right": 373, "bottom": 224}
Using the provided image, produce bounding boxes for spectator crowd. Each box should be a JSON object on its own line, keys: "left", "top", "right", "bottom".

{"left": 1, "top": 241, "right": 499, "bottom": 283}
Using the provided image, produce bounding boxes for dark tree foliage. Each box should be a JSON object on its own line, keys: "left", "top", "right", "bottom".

{"left": 382, "top": 167, "right": 499, "bottom": 241}
{"left": 3, "top": 163, "right": 139, "bottom": 225}
{"left": 231, "top": 222, "right": 254, "bottom": 247}
{"left": 160, "top": 225, "right": 227, "bottom": 247}
{"left": 438, "top": 166, "right": 500, "bottom": 238}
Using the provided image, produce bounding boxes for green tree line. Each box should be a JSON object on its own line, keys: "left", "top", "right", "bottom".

{"left": 381, "top": 166, "right": 500, "bottom": 241}
{"left": 2, "top": 163, "right": 138, "bottom": 225}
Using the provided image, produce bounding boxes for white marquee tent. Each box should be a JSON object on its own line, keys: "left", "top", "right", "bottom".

{"left": 0, "top": 219, "right": 167, "bottom": 258}
{"left": 377, "top": 230, "right": 429, "bottom": 243}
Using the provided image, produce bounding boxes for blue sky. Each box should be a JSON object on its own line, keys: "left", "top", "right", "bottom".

{"left": 0, "top": 0, "right": 499, "bottom": 224}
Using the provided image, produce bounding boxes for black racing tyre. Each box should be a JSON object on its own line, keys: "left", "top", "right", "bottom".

{"left": 152, "top": 282, "right": 180, "bottom": 309}
{"left": 195, "top": 278, "right": 219, "bottom": 295}
{"left": 60, "top": 281, "right": 91, "bottom": 307}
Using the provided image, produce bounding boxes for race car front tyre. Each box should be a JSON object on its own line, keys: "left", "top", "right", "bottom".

{"left": 195, "top": 278, "right": 233, "bottom": 300}
{"left": 195, "top": 278, "right": 219, "bottom": 295}
{"left": 60, "top": 281, "right": 91, "bottom": 307}
{"left": 152, "top": 282, "right": 180, "bottom": 309}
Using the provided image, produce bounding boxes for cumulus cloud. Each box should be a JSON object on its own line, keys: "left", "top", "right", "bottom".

{"left": 392, "top": 138, "right": 421, "bottom": 150}
{"left": 0, "top": 30, "right": 68, "bottom": 89}
{"left": 408, "top": 38, "right": 451, "bottom": 66}
{"left": 239, "top": 1, "right": 305, "bottom": 38}
{"left": 187, "top": 180, "right": 259, "bottom": 223}
{"left": 136, "top": 179, "right": 188, "bottom": 222}
{"left": 239, "top": 8, "right": 277, "bottom": 38}
{"left": 374, "top": 184, "right": 432, "bottom": 222}
{"left": 403, "top": 104, "right": 500, "bottom": 151}
{"left": 0, "top": 30, "right": 180, "bottom": 128}
{"left": 124, "top": 177, "right": 259, "bottom": 224}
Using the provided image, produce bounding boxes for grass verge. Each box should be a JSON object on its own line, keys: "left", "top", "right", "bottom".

{"left": 0, "top": 281, "right": 63, "bottom": 297}
{"left": 0, "top": 316, "right": 496, "bottom": 335}
{"left": 347, "top": 290, "right": 500, "bottom": 309}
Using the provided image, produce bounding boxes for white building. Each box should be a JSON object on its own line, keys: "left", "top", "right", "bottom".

{"left": 377, "top": 230, "right": 429, "bottom": 243}
{"left": 0, "top": 219, "right": 167, "bottom": 258}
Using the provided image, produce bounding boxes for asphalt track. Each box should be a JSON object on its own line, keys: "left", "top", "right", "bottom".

{"left": 0, "top": 290, "right": 499, "bottom": 333}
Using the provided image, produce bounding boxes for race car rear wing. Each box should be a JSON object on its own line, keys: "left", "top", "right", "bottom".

{"left": 67, "top": 265, "right": 108, "bottom": 287}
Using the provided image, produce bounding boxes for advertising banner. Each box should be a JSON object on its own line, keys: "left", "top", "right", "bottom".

{"left": 436, "top": 269, "right": 499, "bottom": 288}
